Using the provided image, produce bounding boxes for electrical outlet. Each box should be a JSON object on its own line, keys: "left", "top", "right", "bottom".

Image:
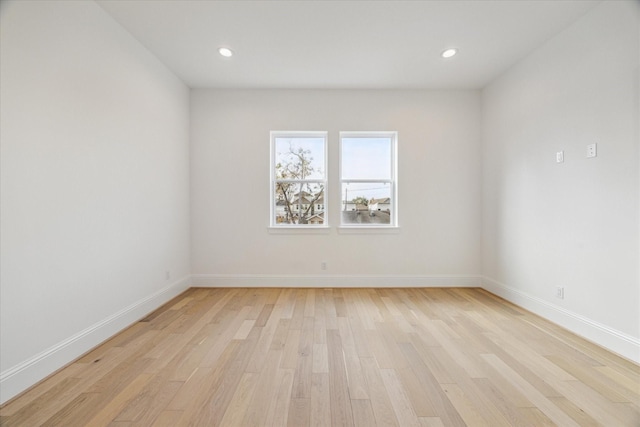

{"left": 556, "top": 151, "right": 564, "bottom": 163}
{"left": 556, "top": 286, "right": 564, "bottom": 299}
{"left": 587, "top": 143, "right": 597, "bottom": 158}
{"left": 321, "top": 261, "right": 327, "bottom": 270}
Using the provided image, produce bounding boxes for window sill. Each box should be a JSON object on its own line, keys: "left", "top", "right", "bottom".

{"left": 268, "top": 226, "right": 331, "bottom": 235}
{"left": 338, "top": 226, "right": 400, "bottom": 234}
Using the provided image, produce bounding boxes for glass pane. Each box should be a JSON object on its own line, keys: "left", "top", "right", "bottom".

{"left": 340, "top": 182, "right": 391, "bottom": 225}
{"left": 274, "top": 182, "right": 325, "bottom": 225}
{"left": 275, "top": 137, "right": 325, "bottom": 180}
{"left": 341, "top": 137, "right": 391, "bottom": 180}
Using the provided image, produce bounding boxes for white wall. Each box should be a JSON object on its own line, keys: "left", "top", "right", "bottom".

{"left": 190, "top": 90, "right": 481, "bottom": 287}
{"left": 481, "top": 1, "right": 639, "bottom": 362}
{"left": 0, "top": 0, "right": 191, "bottom": 403}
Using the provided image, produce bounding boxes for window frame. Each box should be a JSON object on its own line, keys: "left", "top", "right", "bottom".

{"left": 270, "top": 131, "right": 329, "bottom": 228}
{"left": 339, "top": 131, "right": 398, "bottom": 228}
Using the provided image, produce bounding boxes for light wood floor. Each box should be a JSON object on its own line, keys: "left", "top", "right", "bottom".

{"left": 1, "top": 288, "right": 638, "bottom": 426}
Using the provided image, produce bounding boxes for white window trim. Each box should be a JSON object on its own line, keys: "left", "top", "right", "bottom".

{"left": 339, "top": 131, "right": 398, "bottom": 229}
{"left": 270, "top": 131, "right": 329, "bottom": 229}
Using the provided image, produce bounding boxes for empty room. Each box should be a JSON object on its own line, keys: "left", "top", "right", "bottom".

{"left": 1, "top": 0, "right": 638, "bottom": 425}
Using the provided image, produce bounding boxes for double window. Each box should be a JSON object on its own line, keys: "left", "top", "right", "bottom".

{"left": 270, "top": 131, "right": 397, "bottom": 228}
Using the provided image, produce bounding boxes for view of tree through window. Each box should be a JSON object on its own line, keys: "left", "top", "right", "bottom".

{"left": 271, "top": 132, "right": 327, "bottom": 226}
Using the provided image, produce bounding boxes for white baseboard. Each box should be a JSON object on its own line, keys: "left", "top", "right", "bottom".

{"left": 191, "top": 274, "right": 481, "bottom": 288}
{"left": 481, "top": 276, "right": 640, "bottom": 364}
{"left": 0, "top": 275, "right": 191, "bottom": 405}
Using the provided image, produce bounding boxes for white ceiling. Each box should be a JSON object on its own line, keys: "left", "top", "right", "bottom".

{"left": 96, "top": 0, "right": 600, "bottom": 89}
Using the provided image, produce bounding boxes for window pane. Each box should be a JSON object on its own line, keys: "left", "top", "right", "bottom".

{"left": 341, "top": 137, "right": 391, "bottom": 180}
{"left": 275, "top": 137, "right": 325, "bottom": 180}
{"left": 340, "top": 182, "right": 391, "bottom": 225}
{"left": 274, "top": 182, "right": 325, "bottom": 225}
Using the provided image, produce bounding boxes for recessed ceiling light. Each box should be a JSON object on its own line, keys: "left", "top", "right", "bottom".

{"left": 441, "top": 48, "right": 458, "bottom": 59}
{"left": 218, "top": 47, "right": 233, "bottom": 58}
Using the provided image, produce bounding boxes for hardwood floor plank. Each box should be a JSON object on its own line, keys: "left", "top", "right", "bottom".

{"left": 399, "top": 341, "right": 466, "bottom": 426}
{"left": 4, "top": 339, "right": 154, "bottom": 427}
{"left": 334, "top": 295, "right": 348, "bottom": 318}
{"left": 245, "top": 297, "right": 287, "bottom": 373}
{"left": 254, "top": 303, "right": 275, "bottom": 327}
{"left": 233, "top": 319, "right": 256, "bottom": 340}
{"left": 304, "top": 289, "right": 316, "bottom": 318}
{"left": 323, "top": 289, "right": 339, "bottom": 330}
{"left": 360, "top": 357, "right": 400, "bottom": 427}
{"left": 218, "top": 372, "right": 259, "bottom": 427}
{"left": 242, "top": 349, "right": 282, "bottom": 426}
{"left": 481, "top": 353, "right": 581, "bottom": 427}
{"left": 281, "top": 328, "right": 302, "bottom": 369}
{"left": 280, "top": 288, "right": 296, "bottom": 319}
{"left": 439, "top": 377, "right": 514, "bottom": 427}
{"left": 440, "top": 383, "right": 496, "bottom": 427}
{"left": 188, "top": 328, "right": 260, "bottom": 426}
{"left": 546, "top": 354, "right": 632, "bottom": 403}
{"left": 291, "top": 316, "right": 315, "bottom": 399}
{"left": 150, "top": 410, "right": 182, "bottom": 427}
{"left": 289, "top": 290, "right": 307, "bottom": 330}
{"left": 554, "top": 380, "right": 640, "bottom": 426}
{"left": 366, "top": 329, "right": 395, "bottom": 369}
{"left": 516, "top": 407, "right": 556, "bottom": 427}
{"left": 380, "top": 368, "right": 421, "bottom": 427}
{"left": 406, "top": 334, "right": 454, "bottom": 384}
{"left": 421, "top": 319, "right": 485, "bottom": 378}
{"left": 0, "top": 376, "right": 82, "bottom": 426}
{"left": 113, "top": 379, "right": 183, "bottom": 425}
{"left": 351, "top": 399, "right": 376, "bottom": 427}
{"left": 264, "top": 369, "right": 295, "bottom": 427}
{"left": 547, "top": 396, "right": 600, "bottom": 426}
{"left": 310, "top": 373, "right": 331, "bottom": 427}
{"left": 312, "top": 343, "right": 329, "bottom": 373}
{"left": 0, "top": 363, "right": 82, "bottom": 417}
{"left": 312, "top": 291, "right": 327, "bottom": 344}
{"left": 85, "top": 372, "right": 154, "bottom": 426}
{"left": 349, "top": 313, "right": 373, "bottom": 358}
{"left": 367, "top": 289, "right": 391, "bottom": 319}
{"left": 77, "top": 322, "right": 147, "bottom": 363}
{"left": 376, "top": 321, "right": 410, "bottom": 369}
{"left": 337, "top": 317, "right": 370, "bottom": 399}
{"left": 165, "top": 367, "right": 213, "bottom": 412}
{"left": 418, "top": 417, "right": 446, "bottom": 427}
{"left": 287, "top": 398, "right": 310, "bottom": 427}
{"left": 199, "top": 305, "right": 253, "bottom": 368}
{"left": 169, "top": 331, "right": 216, "bottom": 381}
{"left": 472, "top": 377, "right": 542, "bottom": 427}
{"left": 3, "top": 288, "right": 637, "bottom": 426}
{"left": 327, "top": 329, "right": 355, "bottom": 426}
{"left": 353, "top": 289, "right": 378, "bottom": 330}
{"left": 40, "top": 392, "right": 104, "bottom": 427}
{"left": 395, "top": 365, "right": 437, "bottom": 416}
{"left": 594, "top": 365, "right": 640, "bottom": 398}
{"left": 480, "top": 332, "right": 565, "bottom": 398}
